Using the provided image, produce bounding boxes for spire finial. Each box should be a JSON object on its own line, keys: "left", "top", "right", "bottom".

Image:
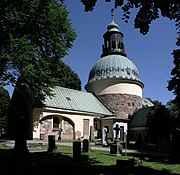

{"left": 111, "top": 8, "right": 115, "bottom": 22}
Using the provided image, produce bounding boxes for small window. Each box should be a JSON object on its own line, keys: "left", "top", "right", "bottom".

{"left": 53, "top": 117, "right": 59, "bottom": 128}
{"left": 66, "top": 97, "right": 71, "bottom": 101}
{"left": 94, "top": 118, "right": 98, "bottom": 130}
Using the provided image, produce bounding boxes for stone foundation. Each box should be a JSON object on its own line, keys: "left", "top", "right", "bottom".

{"left": 98, "top": 93, "right": 142, "bottom": 119}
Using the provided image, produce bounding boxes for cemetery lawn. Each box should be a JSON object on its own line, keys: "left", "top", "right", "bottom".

{"left": 0, "top": 143, "right": 180, "bottom": 175}
{"left": 57, "top": 146, "right": 180, "bottom": 174}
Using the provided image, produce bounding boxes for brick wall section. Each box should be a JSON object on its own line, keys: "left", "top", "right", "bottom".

{"left": 98, "top": 94, "right": 142, "bottom": 119}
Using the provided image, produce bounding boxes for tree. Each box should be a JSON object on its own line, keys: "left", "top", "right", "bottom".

{"left": 146, "top": 100, "right": 171, "bottom": 150}
{"left": 168, "top": 37, "right": 180, "bottom": 115}
{"left": 0, "top": 0, "right": 80, "bottom": 98}
{"left": 166, "top": 100, "right": 179, "bottom": 121}
{"left": 50, "top": 60, "right": 81, "bottom": 90}
{"left": 0, "top": 0, "right": 81, "bottom": 152}
{"left": 167, "top": 37, "right": 180, "bottom": 161}
{"left": 0, "top": 86, "right": 10, "bottom": 138}
{"left": 80, "top": 0, "right": 179, "bottom": 35}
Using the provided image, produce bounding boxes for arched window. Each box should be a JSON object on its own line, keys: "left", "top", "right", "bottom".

{"left": 53, "top": 117, "right": 59, "bottom": 129}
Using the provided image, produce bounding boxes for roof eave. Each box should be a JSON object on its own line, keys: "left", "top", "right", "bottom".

{"left": 43, "top": 106, "right": 112, "bottom": 117}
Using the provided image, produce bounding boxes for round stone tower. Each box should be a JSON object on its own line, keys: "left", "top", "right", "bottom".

{"left": 85, "top": 9, "right": 144, "bottom": 119}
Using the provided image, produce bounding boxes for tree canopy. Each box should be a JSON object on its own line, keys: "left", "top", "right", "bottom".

{"left": 80, "top": 0, "right": 179, "bottom": 35}
{"left": 0, "top": 86, "right": 10, "bottom": 137}
{"left": 167, "top": 100, "right": 179, "bottom": 120}
{"left": 0, "top": 0, "right": 81, "bottom": 98}
{"left": 50, "top": 59, "right": 81, "bottom": 90}
{"left": 146, "top": 100, "right": 171, "bottom": 148}
{"left": 0, "top": 87, "right": 10, "bottom": 118}
{"left": 168, "top": 37, "right": 180, "bottom": 111}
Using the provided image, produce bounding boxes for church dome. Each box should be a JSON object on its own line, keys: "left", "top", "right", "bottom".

{"left": 87, "top": 54, "right": 143, "bottom": 86}
{"left": 85, "top": 8, "right": 144, "bottom": 91}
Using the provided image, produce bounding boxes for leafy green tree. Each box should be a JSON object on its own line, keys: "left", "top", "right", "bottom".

{"left": 80, "top": 0, "right": 179, "bottom": 35}
{"left": 50, "top": 59, "right": 81, "bottom": 90}
{"left": 167, "top": 38, "right": 180, "bottom": 161}
{"left": 0, "top": 0, "right": 80, "bottom": 98}
{"left": 146, "top": 100, "right": 171, "bottom": 150}
{"left": 0, "top": 86, "right": 10, "bottom": 138}
{"left": 0, "top": 0, "right": 81, "bottom": 152}
{"left": 168, "top": 37, "right": 180, "bottom": 115}
{"left": 166, "top": 100, "right": 179, "bottom": 121}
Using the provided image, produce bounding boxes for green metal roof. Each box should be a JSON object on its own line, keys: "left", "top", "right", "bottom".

{"left": 42, "top": 86, "right": 113, "bottom": 116}
{"left": 107, "top": 9, "right": 119, "bottom": 32}
{"left": 87, "top": 55, "right": 143, "bottom": 84}
{"left": 142, "top": 98, "right": 154, "bottom": 107}
{"left": 107, "top": 20, "right": 119, "bottom": 32}
{"left": 129, "top": 107, "right": 151, "bottom": 127}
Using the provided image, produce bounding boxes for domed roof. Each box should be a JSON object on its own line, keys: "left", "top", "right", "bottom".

{"left": 107, "top": 8, "right": 119, "bottom": 32}
{"left": 107, "top": 21, "right": 119, "bottom": 32}
{"left": 87, "top": 54, "right": 143, "bottom": 84}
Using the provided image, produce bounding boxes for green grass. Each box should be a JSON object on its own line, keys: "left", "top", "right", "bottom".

{"left": 56, "top": 145, "right": 180, "bottom": 174}
{"left": 143, "top": 161, "right": 180, "bottom": 175}
{"left": 0, "top": 142, "right": 180, "bottom": 174}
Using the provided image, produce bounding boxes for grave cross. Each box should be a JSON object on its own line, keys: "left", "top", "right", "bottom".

{"left": 113, "top": 124, "right": 120, "bottom": 140}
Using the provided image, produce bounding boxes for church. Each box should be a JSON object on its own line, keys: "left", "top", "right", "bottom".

{"left": 9, "top": 10, "right": 154, "bottom": 143}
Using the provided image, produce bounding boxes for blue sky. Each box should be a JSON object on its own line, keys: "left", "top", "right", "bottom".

{"left": 63, "top": 0, "right": 178, "bottom": 105}
{"left": 5, "top": 1, "right": 178, "bottom": 105}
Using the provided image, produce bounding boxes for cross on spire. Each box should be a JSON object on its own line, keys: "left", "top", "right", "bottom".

{"left": 111, "top": 8, "right": 115, "bottom": 22}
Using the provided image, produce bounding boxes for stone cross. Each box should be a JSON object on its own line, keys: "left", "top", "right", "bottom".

{"left": 113, "top": 124, "right": 120, "bottom": 140}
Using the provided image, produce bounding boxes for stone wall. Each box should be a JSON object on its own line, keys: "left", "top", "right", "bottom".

{"left": 98, "top": 93, "right": 142, "bottom": 119}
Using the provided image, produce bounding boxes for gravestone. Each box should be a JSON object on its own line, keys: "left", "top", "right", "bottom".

{"left": 83, "top": 139, "right": 89, "bottom": 152}
{"left": 120, "top": 126, "right": 124, "bottom": 141}
{"left": 73, "top": 141, "right": 81, "bottom": 161}
{"left": 102, "top": 127, "right": 108, "bottom": 146}
{"left": 48, "top": 135, "right": 57, "bottom": 152}
{"left": 114, "top": 124, "right": 120, "bottom": 140}
{"left": 110, "top": 124, "right": 123, "bottom": 155}
{"left": 89, "top": 126, "right": 94, "bottom": 141}
{"left": 110, "top": 141, "right": 123, "bottom": 155}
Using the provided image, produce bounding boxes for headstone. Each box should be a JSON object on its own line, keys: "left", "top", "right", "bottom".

{"left": 113, "top": 124, "right": 120, "bottom": 140}
{"left": 110, "top": 141, "right": 123, "bottom": 155}
{"left": 120, "top": 126, "right": 124, "bottom": 141}
{"left": 73, "top": 141, "right": 81, "bottom": 161}
{"left": 102, "top": 127, "right": 108, "bottom": 146}
{"left": 48, "top": 135, "right": 57, "bottom": 152}
{"left": 89, "top": 126, "right": 94, "bottom": 141}
{"left": 83, "top": 139, "right": 89, "bottom": 152}
{"left": 110, "top": 124, "right": 123, "bottom": 155}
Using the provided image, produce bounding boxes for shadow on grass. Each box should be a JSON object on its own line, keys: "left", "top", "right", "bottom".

{"left": 0, "top": 149, "right": 179, "bottom": 175}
